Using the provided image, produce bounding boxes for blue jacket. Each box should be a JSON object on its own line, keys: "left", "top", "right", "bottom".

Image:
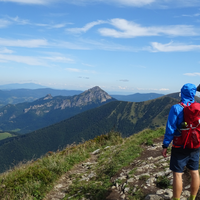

{"left": 163, "top": 83, "right": 197, "bottom": 148}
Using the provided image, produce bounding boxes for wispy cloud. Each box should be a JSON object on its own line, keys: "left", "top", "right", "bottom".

{"left": 184, "top": 72, "right": 200, "bottom": 76}
{"left": 0, "top": 0, "right": 51, "bottom": 5}
{"left": 137, "top": 87, "right": 169, "bottom": 91}
{"left": 65, "top": 68, "right": 97, "bottom": 74}
{"left": 78, "top": 38, "right": 136, "bottom": 51}
{"left": 0, "top": 54, "right": 46, "bottom": 66}
{"left": 2, "top": 0, "right": 200, "bottom": 8}
{"left": 0, "top": 38, "right": 48, "bottom": 48}
{"left": 82, "top": 63, "right": 95, "bottom": 67}
{"left": 7, "top": 16, "right": 29, "bottom": 25}
{"left": 66, "top": 68, "right": 81, "bottom": 72}
{"left": 1, "top": 16, "right": 68, "bottom": 29}
{"left": 42, "top": 56, "right": 74, "bottom": 63}
{"left": 0, "top": 19, "right": 11, "bottom": 28}
{"left": 98, "top": 18, "right": 199, "bottom": 38}
{"left": 182, "top": 13, "right": 200, "bottom": 17}
{"left": 151, "top": 41, "right": 200, "bottom": 52}
{"left": 0, "top": 48, "right": 13, "bottom": 54}
{"left": 119, "top": 79, "right": 129, "bottom": 82}
{"left": 66, "top": 20, "right": 106, "bottom": 34}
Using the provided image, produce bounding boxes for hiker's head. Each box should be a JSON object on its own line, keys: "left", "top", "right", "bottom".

{"left": 181, "top": 83, "right": 196, "bottom": 103}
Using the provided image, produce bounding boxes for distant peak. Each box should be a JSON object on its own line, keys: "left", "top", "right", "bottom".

{"left": 43, "top": 94, "right": 53, "bottom": 100}
{"left": 88, "top": 86, "right": 102, "bottom": 91}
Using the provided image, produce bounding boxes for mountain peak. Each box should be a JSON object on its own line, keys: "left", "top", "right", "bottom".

{"left": 82, "top": 86, "right": 114, "bottom": 103}
{"left": 43, "top": 94, "right": 53, "bottom": 100}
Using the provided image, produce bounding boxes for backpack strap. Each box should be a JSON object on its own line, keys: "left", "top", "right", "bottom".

{"left": 179, "top": 102, "right": 186, "bottom": 108}
{"left": 183, "top": 127, "right": 192, "bottom": 149}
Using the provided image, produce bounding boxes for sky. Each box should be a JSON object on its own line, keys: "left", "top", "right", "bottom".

{"left": 0, "top": 0, "right": 200, "bottom": 95}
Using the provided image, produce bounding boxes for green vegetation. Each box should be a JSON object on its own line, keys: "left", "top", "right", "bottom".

{"left": 0, "top": 128, "right": 165, "bottom": 200}
{"left": 0, "top": 87, "right": 115, "bottom": 134}
{"left": 156, "top": 175, "right": 171, "bottom": 189}
{"left": 0, "top": 131, "right": 19, "bottom": 141}
{"left": 0, "top": 132, "right": 13, "bottom": 140}
{"left": 63, "top": 128, "right": 165, "bottom": 200}
{"left": 0, "top": 97, "right": 177, "bottom": 173}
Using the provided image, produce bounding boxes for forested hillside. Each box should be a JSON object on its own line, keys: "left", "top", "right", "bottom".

{"left": 0, "top": 96, "right": 178, "bottom": 173}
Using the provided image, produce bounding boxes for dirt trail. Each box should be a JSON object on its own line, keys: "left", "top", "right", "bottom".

{"left": 44, "top": 136, "right": 200, "bottom": 200}
{"left": 44, "top": 154, "right": 98, "bottom": 200}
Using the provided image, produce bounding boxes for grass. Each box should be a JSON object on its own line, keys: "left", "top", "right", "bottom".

{"left": 0, "top": 132, "right": 14, "bottom": 140}
{"left": 0, "top": 127, "right": 165, "bottom": 200}
{"left": 63, "top": 127, "right": 165, "bottom": 200}
{"left": 156, "top": 175, "right": 171, "bottom": 189}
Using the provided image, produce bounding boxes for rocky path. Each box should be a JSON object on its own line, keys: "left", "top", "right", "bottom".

{"left": 44, "top": 137, "right": 197, "bottom": 200}
{"left": 105, "top": 137, "right": 192, "bottom": 200}
{"left": 44, "top": 152, "right": 99, "bottom": 200}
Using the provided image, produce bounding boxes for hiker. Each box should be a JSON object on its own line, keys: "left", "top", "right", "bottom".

{"left": 162, "top": 83, "right": 200, "bottom": 200}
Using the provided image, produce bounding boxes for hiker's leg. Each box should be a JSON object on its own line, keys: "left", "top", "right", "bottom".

{"left": 190, "top": 170, "right": 199, "bottom": 196}
{"left": 173, "top": 171, "right": 183, "bottom": 198}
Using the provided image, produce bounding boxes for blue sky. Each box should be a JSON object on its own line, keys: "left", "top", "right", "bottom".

{"left": 0, "top": 0, "right": 200, "bottom": 95}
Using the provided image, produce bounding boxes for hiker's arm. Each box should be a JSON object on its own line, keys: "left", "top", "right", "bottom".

{"left": 163, "top": 106, "right": 179, "bottom": 148}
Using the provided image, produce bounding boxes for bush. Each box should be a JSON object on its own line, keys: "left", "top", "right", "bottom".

{"left": 156, "top": 176, "right": 171, "bottom": 189}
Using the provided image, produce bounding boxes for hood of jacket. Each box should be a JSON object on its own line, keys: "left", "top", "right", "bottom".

{"left": 181, "top": 83, "right": 196, "bottom": 104}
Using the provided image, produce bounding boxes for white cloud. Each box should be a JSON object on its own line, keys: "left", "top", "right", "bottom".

{"left": 0, "top": 48, "right": 13, "bottom": 54}
{"left": 151, "top": 41, "right": 200, "bottom": 52}
{"left": 118, "top": 86, "right": 126, "bottom": 90}
{"left": 182, "top": 13, "right": 200, "bottom": 17}
{"left": 49, "top": 23, "right": 67, "bottom": 29}
{"left": 8, "top": 16, "right": 29, "bottom": 25}
{"left": 184, "top": 72, "right": 200, "bottom": 76}
{"left": 0, "top": 54, "right": 46, "bottom": 65}
{"left": 43, "top": 56, "right": 74, "bottom": 63}
{"left": 106, "top": 0, "right": 156, "bottom": 7}
{"left": 0, "top": 0, "right": 51, "bottom": 5}
{"left": 0, "top": 19, "right": 11, "bottom": 28}
{"left": 159, "top": 88, "right": 170, "bottom": 91}
{"left": 78, "top": 38, "right": 136, "bottom": 51}
{"left": 66, "top": 68, "right": 80, "bottom": 72}
{"left": 137, "top": 87, "right": 169, "bottom": 91}
{"left": 0, "top": 38, "right": 48, "bottom": 48}
{"left": 65, "top": 0, "right": 200, "bottom": 8}
{"left": 98, "top": 18, "right": 199, "bottom": 38}
{"left": 82, "top": 63, "right": 95, "bottom": 67}
{"left": 66, "top": 20, "right": 106, "bottom": 34}
{"left": 2, "top": 0, "right": 200, "bottom": 8}
{"left": 52, "top": 40, "right": 90, "bottom": 50}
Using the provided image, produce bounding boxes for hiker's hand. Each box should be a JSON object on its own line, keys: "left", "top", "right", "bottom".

{"left": 162, "top": 148, "right": 167, "bottom": 158}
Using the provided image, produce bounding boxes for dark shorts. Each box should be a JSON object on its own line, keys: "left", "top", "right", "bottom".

{"left": 170, "top": 147, "right": 200, "bottom": 173}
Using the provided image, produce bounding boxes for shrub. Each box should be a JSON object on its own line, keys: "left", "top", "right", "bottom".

{"left": 156, "top": 176, "right": 171, "bottom": 189}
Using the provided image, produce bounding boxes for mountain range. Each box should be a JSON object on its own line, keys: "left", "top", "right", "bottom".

{"left": 0, "top": 94, "right": 178, "bottom": 173}
{"left": 0, "top": 86, "right": 115, "bottom": 134}
{"left": 0, "top": 85, "right": 200, "bottom": 173}
{"left": 0, "top": 88, "right": 83, "bottom": 107}
{"left": 0, "top": 83, "right": 166, "bottom": 107}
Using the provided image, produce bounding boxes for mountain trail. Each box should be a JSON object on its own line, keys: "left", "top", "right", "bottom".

{"left": 44, "top": 154, "right": 98, "bottom": 200}
{"left": 43, "top": 136, "right": 200, "bottom": 200}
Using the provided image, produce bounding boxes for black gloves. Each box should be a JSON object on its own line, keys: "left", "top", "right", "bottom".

{"left": 197, "top": 84, "right": 200, "bottom": 92}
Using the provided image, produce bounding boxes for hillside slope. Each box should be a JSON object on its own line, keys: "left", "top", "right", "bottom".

{"left": 0, "top": 128, "right": 196, "bottom": 200}
{"left": 111, "top": 93, "right": 164, "bottom": 102}
{"left": 0, "top": 86, "right": 115, "bottom": 133}
{"left": 0, "top": 96, "right": 178, "bottom": 173}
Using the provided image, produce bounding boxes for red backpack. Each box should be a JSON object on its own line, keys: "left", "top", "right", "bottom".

{"left": 173, "top": 102, "right": 200, "bottom": 149}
